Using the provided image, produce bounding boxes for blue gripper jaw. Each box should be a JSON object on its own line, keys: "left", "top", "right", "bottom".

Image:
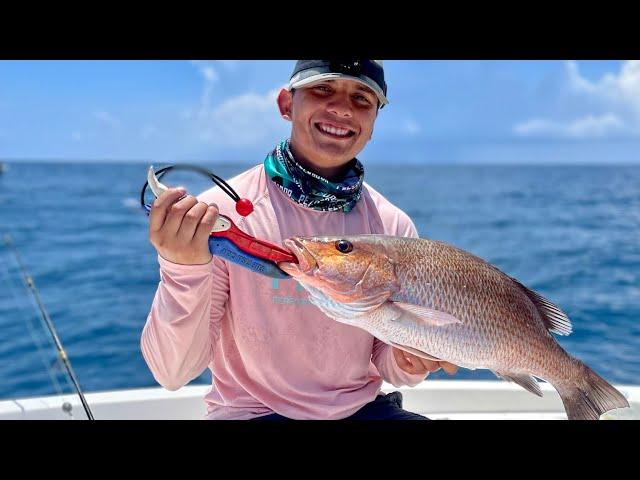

{"left": 208, "top": 236, "right": 291, "bottom": 279}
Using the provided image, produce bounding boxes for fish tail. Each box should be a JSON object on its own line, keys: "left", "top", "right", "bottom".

{"left": 556, "top": 362, "right": 629, "bottom": 420}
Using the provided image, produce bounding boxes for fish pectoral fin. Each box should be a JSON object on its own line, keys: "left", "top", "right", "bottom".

{"left": 391, "top": 301, "right": 462, "bottom": 327}
{"left": 492, "top": 370, "right": 543, "bottom": 397}
{"left": 388, "top": 341, "right": 443, "bottom": 362}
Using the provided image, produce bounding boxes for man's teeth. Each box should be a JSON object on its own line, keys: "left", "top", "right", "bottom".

{"left": 318, "top": 124, "right": 351, "bottom": 137}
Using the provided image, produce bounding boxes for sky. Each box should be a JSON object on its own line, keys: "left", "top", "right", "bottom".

{"left": 1, "top": 60, "right": 639, "bottom": 164}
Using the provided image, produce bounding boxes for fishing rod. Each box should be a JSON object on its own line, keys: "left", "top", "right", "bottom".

{"left": 2, "top": 234, "right": 94, "bottom": 420}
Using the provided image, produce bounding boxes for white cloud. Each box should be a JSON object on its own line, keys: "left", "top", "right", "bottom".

{"left": 514, "top": 113, "right": 625, "bottom": 139}
{"left": 190, "top": 60, "right": 220, "bottom": 80}
{"left": 404, "top": 119, "right": 421, "bottom": 135}
{"left": 190, "top": 61, "right": 221, "bottom": 114}
{"left": 514, "top": 60, "right": 640, "bottom": 139}
{"left": 193, "top": 86, "right": 288, "bottom": 147}
{"left": 181, "top": 62, "right": 291, "bottom": 149}
{"left": 200, "top": 65, "right": 218, "bottom": 83}
{"left": 566, "top": 60, "right": 640, "bottom": 113}
{"left": 93, "top": 110, "right": 120, "bottom": 128}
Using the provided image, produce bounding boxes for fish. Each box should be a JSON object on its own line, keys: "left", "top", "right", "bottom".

{"left": 278, "top": 235, "right": 630, "bottom": 420}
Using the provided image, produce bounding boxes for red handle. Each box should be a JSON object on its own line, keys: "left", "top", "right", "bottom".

{"left": 211, "top": 219, "right": 298, "bottom": 264}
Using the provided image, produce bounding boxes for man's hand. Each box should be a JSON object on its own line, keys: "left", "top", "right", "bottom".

{"left": 392, "top": 347, "right": 459, "bottom": 376}
{"left": 149, "top": 188, "right": 219, "bottom": 265}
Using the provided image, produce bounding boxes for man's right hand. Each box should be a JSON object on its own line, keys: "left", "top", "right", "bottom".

{"left": 149, "top": 188, "right": 219, "bottom": 265}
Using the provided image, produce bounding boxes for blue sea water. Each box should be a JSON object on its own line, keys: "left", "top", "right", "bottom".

{"left": 0, "top": 161, "right": 639, "bottom": 400}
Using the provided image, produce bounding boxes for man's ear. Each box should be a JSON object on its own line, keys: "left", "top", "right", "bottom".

{"left": 277, "top": 88, "right": 293, "bottom": 121}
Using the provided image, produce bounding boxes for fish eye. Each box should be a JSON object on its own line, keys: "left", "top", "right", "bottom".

{"left": 335, "top": 240, "right": 353, "bottom": 253}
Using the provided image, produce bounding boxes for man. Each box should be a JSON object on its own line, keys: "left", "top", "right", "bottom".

{"left": 141, "top": 60, "right": 458, "bottom": 420}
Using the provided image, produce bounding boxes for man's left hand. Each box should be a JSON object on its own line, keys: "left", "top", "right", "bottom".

{"left": 392, "top": 347, "right": 459, "bottom": 376}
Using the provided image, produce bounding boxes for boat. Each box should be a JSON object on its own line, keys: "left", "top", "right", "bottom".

{"left": 1, "top": 380, "right": 637, "bottom": 420}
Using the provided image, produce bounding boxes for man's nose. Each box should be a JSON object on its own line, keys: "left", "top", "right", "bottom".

{"left": 327, "top": 95, "right": 353, "bottom": 118}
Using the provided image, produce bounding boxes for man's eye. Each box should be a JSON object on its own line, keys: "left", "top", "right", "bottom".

{"left": 315, "top": 85, "right": 332, "bottom": 93}
{"left": 354, "top": 95, "right": 373, "bottom": 105}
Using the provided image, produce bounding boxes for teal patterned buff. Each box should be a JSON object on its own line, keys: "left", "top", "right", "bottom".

{"left": 263, "top": 139, "right": 364, "bottom": 213}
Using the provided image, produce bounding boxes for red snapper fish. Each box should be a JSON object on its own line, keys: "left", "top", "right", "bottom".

{"left": 278, "top": 235, "right": 630, "bottom": 420}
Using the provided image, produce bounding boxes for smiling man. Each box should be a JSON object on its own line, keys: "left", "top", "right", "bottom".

{"left": 279, "top": 60, "right": 384, "bottom": 181}
{"left": 141, "top": 60, "right": 458, "bottom": 420}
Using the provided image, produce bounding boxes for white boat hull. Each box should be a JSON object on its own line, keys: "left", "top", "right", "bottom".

{"left": 1, "top": 380, "right": 638, "bottom": 420}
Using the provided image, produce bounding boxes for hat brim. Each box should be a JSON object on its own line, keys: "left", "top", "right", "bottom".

{"left": 288, "top": 73, "right": 389, "bottom": 107}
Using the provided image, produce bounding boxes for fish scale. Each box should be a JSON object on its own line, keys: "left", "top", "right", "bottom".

{"left": 389, "top": 240, "right": 547, "bottom": 369}
{"left": 279, "top": 234, "right": 630, "bottom": 419}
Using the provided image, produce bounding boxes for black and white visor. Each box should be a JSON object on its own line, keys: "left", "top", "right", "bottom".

{"left": 288, "top": 60, "right": 389, "bottom": 108}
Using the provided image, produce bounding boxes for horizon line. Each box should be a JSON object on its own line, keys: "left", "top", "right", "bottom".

{"left": 2, "top": 158, "right": 639, "bottom": 167}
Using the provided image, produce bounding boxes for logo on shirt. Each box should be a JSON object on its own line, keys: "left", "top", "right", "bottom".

{"left": 271, "top": 278, "right": 313, "bottom": 305}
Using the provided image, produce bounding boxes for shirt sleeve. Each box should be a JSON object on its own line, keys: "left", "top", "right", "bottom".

{"left": 140, "top": 254, "right": 229, "bottom": 391}
{"left": 371, "top": 339, "right": 429, "bottom": 387}
{"left": 398, "top": 211, "right": 420, "bottom": 239}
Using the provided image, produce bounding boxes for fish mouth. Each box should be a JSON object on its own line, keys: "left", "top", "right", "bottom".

{"left": 279, "top": 238, "right": 317, "bottom": 276}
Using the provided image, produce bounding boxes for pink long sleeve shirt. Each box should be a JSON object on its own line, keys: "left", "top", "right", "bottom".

{"left": 141, "top": 164, "right": 428, "bottom": 420}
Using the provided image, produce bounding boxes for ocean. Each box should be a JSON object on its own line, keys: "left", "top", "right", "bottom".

{"left": 0, "top": 161, "right": 639, "bottom": 400}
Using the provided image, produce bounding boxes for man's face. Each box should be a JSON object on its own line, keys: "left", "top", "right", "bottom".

{"left": 278, "top": 78, "right": 379, "bottom": 171}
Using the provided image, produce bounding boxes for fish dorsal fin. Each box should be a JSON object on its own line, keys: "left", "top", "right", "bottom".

{"left": 492, "top": 370, "right": 543, "bottom": 397}
{"left": 509, "top": 277, "right": 573, "bottom": 336}
{"left": 391, "top": 301, "right": 462, "bottom": 327}
{"left": 388, "top": 341, "right": 443, "bottom": 362}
